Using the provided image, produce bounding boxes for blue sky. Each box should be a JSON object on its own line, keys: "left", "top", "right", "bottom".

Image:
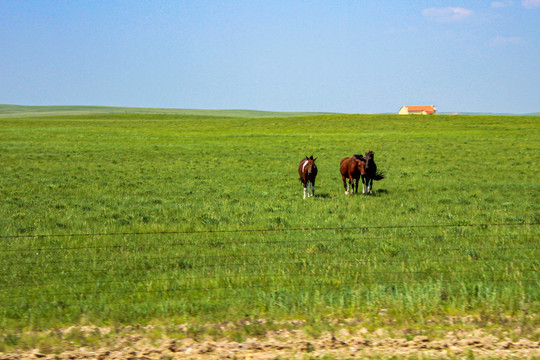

{"left": 1, "top": 1, "right": 539, "bottom": 113}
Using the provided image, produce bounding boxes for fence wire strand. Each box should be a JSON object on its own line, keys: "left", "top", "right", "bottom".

{"left": 0, "top": 222, "right": 537, "bottom": 310}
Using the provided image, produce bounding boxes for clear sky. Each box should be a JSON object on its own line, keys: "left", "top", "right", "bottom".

{"left": 1, "top": 1, "right": 539, "bottom": 114}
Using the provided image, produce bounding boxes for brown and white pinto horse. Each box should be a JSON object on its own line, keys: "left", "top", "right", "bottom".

{"left": 298, "top": 155, "right": 318, "bottom": 199}
{"left": 339, "top": 154, "right": 366, "bottom": 195}
{"left": 361, "top": 150, "right": 385, "bottom": 194}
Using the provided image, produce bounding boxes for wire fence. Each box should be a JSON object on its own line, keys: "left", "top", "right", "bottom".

{"left": 1, "top": 221, "right": 537, "bottom": 239}
{"left": 0, "top": 222, "right": 538, "bottom": 311}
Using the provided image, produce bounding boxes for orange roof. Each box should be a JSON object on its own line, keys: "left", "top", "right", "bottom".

{"left": 407, "top": 105, "right": 436, "bottom": 114}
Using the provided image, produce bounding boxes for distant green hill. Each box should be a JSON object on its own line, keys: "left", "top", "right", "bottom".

{"left": 0, "top": 104, "right": 337, "bottom": 118}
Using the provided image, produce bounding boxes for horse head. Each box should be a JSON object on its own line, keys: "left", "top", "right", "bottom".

{"left": 364, "top": 151, "right": 375, "bottom": 169}
{"left": 356, "top": 157, "right": 366, "bottom": 175}
{"left": 305, "top": 155, "right": 317, "bottom": 177}
{"left": 364, "top": 151, "right": 374, "bottom": 160}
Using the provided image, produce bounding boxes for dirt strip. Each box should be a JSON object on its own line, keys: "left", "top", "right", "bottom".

{"left": 1, "top": 326, "right": 539, "bottom": 359}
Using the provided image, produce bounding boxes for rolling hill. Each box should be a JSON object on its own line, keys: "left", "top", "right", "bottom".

{"left": 0, "top": 104, "right": 337, "bottom": 118}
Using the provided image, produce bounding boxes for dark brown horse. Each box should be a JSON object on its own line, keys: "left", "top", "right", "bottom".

{"left": 361, "top": 151, "right": 385, "bottom": 194}
{"left": 298, "top": 155, "right": 318, "bottom": 199}
{"left": 339, "top": 154, "right": 366, "bottom": 195}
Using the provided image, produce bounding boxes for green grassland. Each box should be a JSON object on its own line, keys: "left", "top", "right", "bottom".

{"left": 0, "top": 104, "right": 336, "bottom": 118}
{"left": 0, "top": 113, "right": 538, "bottom": 342}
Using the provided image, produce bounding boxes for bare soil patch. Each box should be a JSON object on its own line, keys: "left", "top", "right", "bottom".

{"left": 1, "top": 321, "right": 539, "bottom": 359}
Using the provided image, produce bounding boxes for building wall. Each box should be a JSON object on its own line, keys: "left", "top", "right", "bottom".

{"left": 398, "top": 106, "right": 436, "bottom": 115}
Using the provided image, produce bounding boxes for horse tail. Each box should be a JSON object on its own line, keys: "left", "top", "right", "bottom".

{"left": 373, "top": 170, "right": 385, "bottom": 181}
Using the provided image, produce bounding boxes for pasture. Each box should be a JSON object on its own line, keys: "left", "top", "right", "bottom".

{"left": 0, "top": 113, "right": 538, "bottom": 347}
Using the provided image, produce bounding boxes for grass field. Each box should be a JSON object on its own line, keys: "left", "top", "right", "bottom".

{"left": 0, "top": 112, "right": 538, "bottom": 349}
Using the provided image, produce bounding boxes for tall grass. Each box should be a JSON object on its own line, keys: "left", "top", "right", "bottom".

{"left": 0, "top": 113, "right": 538, "bottom": 330}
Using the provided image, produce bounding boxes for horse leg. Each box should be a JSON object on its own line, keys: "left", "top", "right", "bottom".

{"left": 311, "top": 179, "right": 315, "bottom": 197}
{"left": 349, "top": 176, "right": 355, "bottom": 194}
{"left": 302, "top": 181, "right": 307, "bottom": 199}
{"left": 342, "top": 175, "right": 349, "bottom": 195}
{"left": 307, "top": 181, "right": 312, "bottom": 197}
{"left": 354, "top": 177, "right": 359, "bottom": 194}
{"left": 368, "top": 178, "right": 373, "bottom": 194}
{"left": 361, "top": 176, "right": 366, "bottom": 194}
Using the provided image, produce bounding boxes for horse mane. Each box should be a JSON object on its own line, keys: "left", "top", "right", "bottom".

{"left": 353, "top": 154, "right": 364, "bottom": 160}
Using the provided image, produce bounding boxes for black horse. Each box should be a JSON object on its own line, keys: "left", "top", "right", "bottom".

{"left": 361, "top": 151, "right": 384, "bottom": 194}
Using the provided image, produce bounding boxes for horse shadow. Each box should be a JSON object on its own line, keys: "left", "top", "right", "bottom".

{"left": 348, "top": 188, "right": 389, "bottom": 196}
